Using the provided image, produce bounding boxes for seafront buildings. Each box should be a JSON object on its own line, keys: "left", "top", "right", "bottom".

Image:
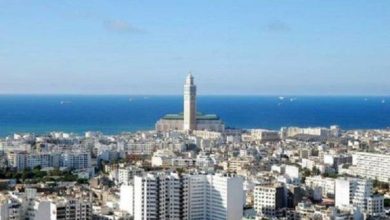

{"left": 0, "top": 76, "right": 389, "bottom": 219}
{"left": 156, "top": 74, "right": 225, "bottom": 132}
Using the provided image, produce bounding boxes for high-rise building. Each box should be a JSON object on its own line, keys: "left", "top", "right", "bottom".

{"left": 352, "top": 152, "right": 390, "bottom": 182}
{"left": 335, "top": 178, "right": 384, "bottom": 217}
{"left": 183, "top": 173, "right": 244, "bottom": 220}
{"left": 156, "top": 74, "right": 225, "bottom": 132}
{"left": 121, "top": 172, "right": 244, "bottom": 220}
{"left": 183, "top": 74, "right": 197, "bottom": 131}
{"left": 119, "top": 184, "right": 134, "bottom": 216}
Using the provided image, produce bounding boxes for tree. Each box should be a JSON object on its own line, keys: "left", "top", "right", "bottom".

{"left": 312, "top": 167, "right": 321, "bottom": 175}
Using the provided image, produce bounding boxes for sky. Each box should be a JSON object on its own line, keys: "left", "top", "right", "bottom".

{"left": 0, "top": 0, "right": 389, "bottom": 95}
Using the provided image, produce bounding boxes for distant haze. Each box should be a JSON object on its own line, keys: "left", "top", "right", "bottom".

{"left": 0, "top": 1, "right": 389, "bottom": 95}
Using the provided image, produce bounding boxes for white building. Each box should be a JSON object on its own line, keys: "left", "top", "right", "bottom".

{"left": 127, "top": 143, "right": 154, "bottom": 155}
{"left": 254, "top": 184, "right": 286, "bottom": 218}
{"left": 132, "top": 173, "right": 179, "bottom": 220}
{"left": 34, "top": 197, "right": 92, "bottom": 220}
{"left": 335, "top": 178, "right": 384, "bottom": 217}
{"left": 183, "top": 73, "right": 197, "bottom": 131}
{"left": 183, "top": 173, "right": 244, "bottom": 220}
{"left": 117, "top": 166, "right": 143, "bottom": 185}
{"left": 60, "top": 152, "right": 91, "bottom": 170}
{"left": 151, "top": 149, "right": 176, "bottom": 167}
{"left": 121, "top": 172, "right": 244, "bottom": 220}
{"left": 0, "top": 196, "right": 21, "bottom": 220}
{"left": 119, "top": 185, "right": 134, "bottom": 216}
{"left": 305, "top": 176, "right": 335, "bottom": 198}
{"left": 285, "top": 165, "right": 300, "bottom": 182}
{"left": 5, "top": 190, "right": 92, "bottom": 220}
{"left": 352, "top": 152, "right": 390, "bottom": 182}
{"left": 7, "top": 151, "right": 90, "bottom": 171}
{"left": 323, "top": 154, "right": 352, "bottom": 169}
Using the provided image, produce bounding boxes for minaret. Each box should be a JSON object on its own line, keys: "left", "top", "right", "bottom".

{"left": 183, "top": 73, "right": 196, "bottom": 131}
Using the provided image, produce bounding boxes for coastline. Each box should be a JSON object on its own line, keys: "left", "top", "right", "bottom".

{"left": 0, "top": 95, "right": 388, "bottom": 137}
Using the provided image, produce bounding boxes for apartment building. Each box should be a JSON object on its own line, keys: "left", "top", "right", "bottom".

{"left": 352, "top": 152, "right": 390, "bottom": 182}
{"left": 254, "top": 184, "right": 286, "bottom": 218}
{"left": 121, "top": 172, "right": 244, "bottom": 220}
{"left": 335, "top": 178, "right": 384, "bottom": 217}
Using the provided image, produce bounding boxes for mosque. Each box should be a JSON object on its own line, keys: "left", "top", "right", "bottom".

{"left": 155, "top": 74, "right": 225, "bottom": 132}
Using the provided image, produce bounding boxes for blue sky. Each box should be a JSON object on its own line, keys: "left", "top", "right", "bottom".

{"left": 0, "top": 0, "right": 389, "bottom": 95}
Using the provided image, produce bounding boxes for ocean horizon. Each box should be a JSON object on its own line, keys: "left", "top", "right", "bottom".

{"left": 0, "top": 95, "right": 388, "bottom": 137}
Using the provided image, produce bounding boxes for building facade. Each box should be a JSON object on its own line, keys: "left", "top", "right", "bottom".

{"left": 7, "top": 151, "right": 90, "bottom": 171}
{"left": 121, "top": 172, "right": 244, "bottom": 220}
{"left": 156, "top": 74, "right": 225, "bottom": 132}
{"left": 183, "top": 74, "right": 197, "bottom": 131}
{"left": 352, "top": 152, "right": 390, "bottom": 183}
{"left": 335, "top": 178, "right": 384, "bottom": 217}
{"left": 254, "top": 184, "right": 287, "bottom": 218}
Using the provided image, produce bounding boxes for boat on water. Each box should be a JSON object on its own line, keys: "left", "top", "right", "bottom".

{"left": 60, "top": 101, "right": 72, "bottom": 105}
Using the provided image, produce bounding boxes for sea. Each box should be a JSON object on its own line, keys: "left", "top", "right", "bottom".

{"left": 0, "top": 95, "right": 388, "bottom": 137}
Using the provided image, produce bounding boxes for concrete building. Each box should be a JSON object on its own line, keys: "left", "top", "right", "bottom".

{"left": 366, "top": 196, "right": 385, "bottom": 216}
{"left": 254, "top": 184, "right": 286, "bottom": 218}
{"left": 119, "top": 185, "right": 134, "bottom": 216}
{"left": 183, "top": 173, "right": 244, "bottom": 220}
{"left": 3, "top": 191, "right": 93, "bottom": 220}
{"left": 151, "top": 149, "right": 176, "bottom": 167}
{"left": 133, "top": 174, "right": 159, "bottom": 220}
{"left": 7, "top": 151, "right": 90, "bottom": 171}
{"left": 117, "top": 166, "right": 143, "bottom": 185}
{"left": 323, "top": 153, "right": 352, "bottom": 170}
{"left": 34, "top": 198, "right": 92, "bottom": 220}
{"left": 249, "top": 129, "right": 281, "bottom": 142}
{"left": 285, "top": 165, "right": 300, "bottom": 183}
{"left": 280, "top": 126, "right": 339, "bottom": 139}
{"left": 60, "top": 152, "right": 91, "bottom": 170}
{"left": 156, "top": 74, "right": 225, "bottom": 132}
{"left": 335, "top": 178, "right": 384, "bottom": 217}
{"left": 183, "top": 73, "right": 197, "bottom": 131}
{"left": 352, "top": 152, "right": 390, "bottom": 182}
{"left": 335, "top": 178, "right": 372, "bottom": 209}
{"left": 122, "top": 172, "right": 244, "bottom": 220}
{"left": 305, "top": 176, "right": 335, "bottom": 198}
{"left": 0, "top": 196, "right": 21, "bottom": 220}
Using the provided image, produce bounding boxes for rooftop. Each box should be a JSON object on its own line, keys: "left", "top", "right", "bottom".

{"left": 162, "top": 112, "right": 220, "bottom": 120}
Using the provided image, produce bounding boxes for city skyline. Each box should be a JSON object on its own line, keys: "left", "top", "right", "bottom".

{"left": 0, "top": 1, "right": 389, "bottom": 95}
{"left": 0, "top": 2, "right": 389, "bottom": 219}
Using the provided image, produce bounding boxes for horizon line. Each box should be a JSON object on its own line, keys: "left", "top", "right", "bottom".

{"left": 0, "top": 93, "right": 389, "bottom": 97}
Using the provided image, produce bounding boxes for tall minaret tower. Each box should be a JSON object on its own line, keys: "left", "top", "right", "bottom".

{"left": 183, "top": 73, "right": 197, "bottom": 131}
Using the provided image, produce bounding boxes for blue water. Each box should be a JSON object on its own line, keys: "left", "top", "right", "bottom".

{"left": 0, "top": 95, "right": 388, "bottom": 137}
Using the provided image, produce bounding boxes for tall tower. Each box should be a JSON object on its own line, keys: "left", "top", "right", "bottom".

{"left": 183, "top": 73, "right": 197, "bottom": 131}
